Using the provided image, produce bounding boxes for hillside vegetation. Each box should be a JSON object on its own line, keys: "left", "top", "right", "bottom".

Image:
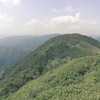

{"left": 0, "top": 33, "right": 100, "bottom": 99}
{"left": 0, "top": 34, "right": 57, "bottom": 68}
{"left": 7, "top": 56, "right": 100, "bottom": 100}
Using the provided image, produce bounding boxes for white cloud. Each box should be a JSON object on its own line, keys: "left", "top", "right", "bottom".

{"left": 0, "top": 13, "right": 14, "bottom": 36}
{"left": 0, "top": 13, "right": 14, "bottom": 26}
{"left": 25, "top": 19, "right": 40, "bottom": 26}
{"left": 24, "top": 13, "right": 99, "bottom": 35}
{"left": 0, "top": 13, "right": 99, "bottom": 36}
{"left": 52, "top": 5, "right": 74, "bottom": 13}
{"left": 49, "top": 13, "right": 81, "bottom": 25}
{"left": 0, "top": 0, "right": 21, "bottom": 6}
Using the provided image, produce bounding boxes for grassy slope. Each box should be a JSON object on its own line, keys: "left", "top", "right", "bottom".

{"left": 0, "top": 34, "right": 100, "bottom": 99}
{"left": 7, "top": 56, "right": 100, "bottom": 100}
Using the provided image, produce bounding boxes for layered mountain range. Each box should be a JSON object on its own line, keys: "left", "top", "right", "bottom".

{"left": 0, "top": 34, "right": 58, "bottom": 68}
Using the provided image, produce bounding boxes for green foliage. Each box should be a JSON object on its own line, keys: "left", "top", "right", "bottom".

{"left": 0, "top": 34, "right": 58, "bottom": 69}
{"left": 6, "top": 56, "right": 100, "bottom": 100}
{"left": 0, "top": 33, "right": 100, "bottom": 99}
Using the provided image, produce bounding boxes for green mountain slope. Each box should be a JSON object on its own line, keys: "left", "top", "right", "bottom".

{"left": 0, "top": 33, "right": 100, "bottom": 99}
{"left": 7, "top": 56, "right": 100, "bottom": 100}
{"left": 0, "top": 34, "right": 58, "bottom": 68}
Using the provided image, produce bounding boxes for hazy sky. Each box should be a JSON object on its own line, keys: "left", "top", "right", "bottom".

{"left": 0, "top": 0, "right": 100, "bottom": 37}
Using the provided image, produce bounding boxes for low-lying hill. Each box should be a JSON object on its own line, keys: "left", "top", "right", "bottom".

{"left": 7, "top": 56, "right": 100, "bottom": 100}
{"left": 0, "top": 33, "right": 100, "bottom": 99}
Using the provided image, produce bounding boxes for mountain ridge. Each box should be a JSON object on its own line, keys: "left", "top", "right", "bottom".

{"left": 0, "top": 33, "right": 100, "bottom": 99}
{"left": 0, "top": 34, "right": 58, "bottom": 68}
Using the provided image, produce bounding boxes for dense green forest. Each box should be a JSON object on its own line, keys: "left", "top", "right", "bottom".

{"left": 0, "top": 33, "right": 100, "bottom": 100}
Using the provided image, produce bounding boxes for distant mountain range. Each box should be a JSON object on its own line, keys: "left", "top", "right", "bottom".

{"left": 96, "top": 37, "right": 100, "bottom": 41}
{"left": 0, "top": 34, "right": 58, "bottom": 68}
{"left": 0, "top": 33, "right": 100, "bottom": 100}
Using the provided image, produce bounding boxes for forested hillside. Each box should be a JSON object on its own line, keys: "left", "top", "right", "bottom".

{"left": 0, "top": 34, "right": 57, "bottom": 68}
{"left": 0, "top": 34, "right": 100, "bottom": 100}
{"left": 7, "top": 56, "right": 100, "bottom": 100}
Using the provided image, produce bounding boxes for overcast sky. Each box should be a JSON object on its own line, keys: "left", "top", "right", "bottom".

{"left": 0, "top": 0, "right": 100, "bottom": 37}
